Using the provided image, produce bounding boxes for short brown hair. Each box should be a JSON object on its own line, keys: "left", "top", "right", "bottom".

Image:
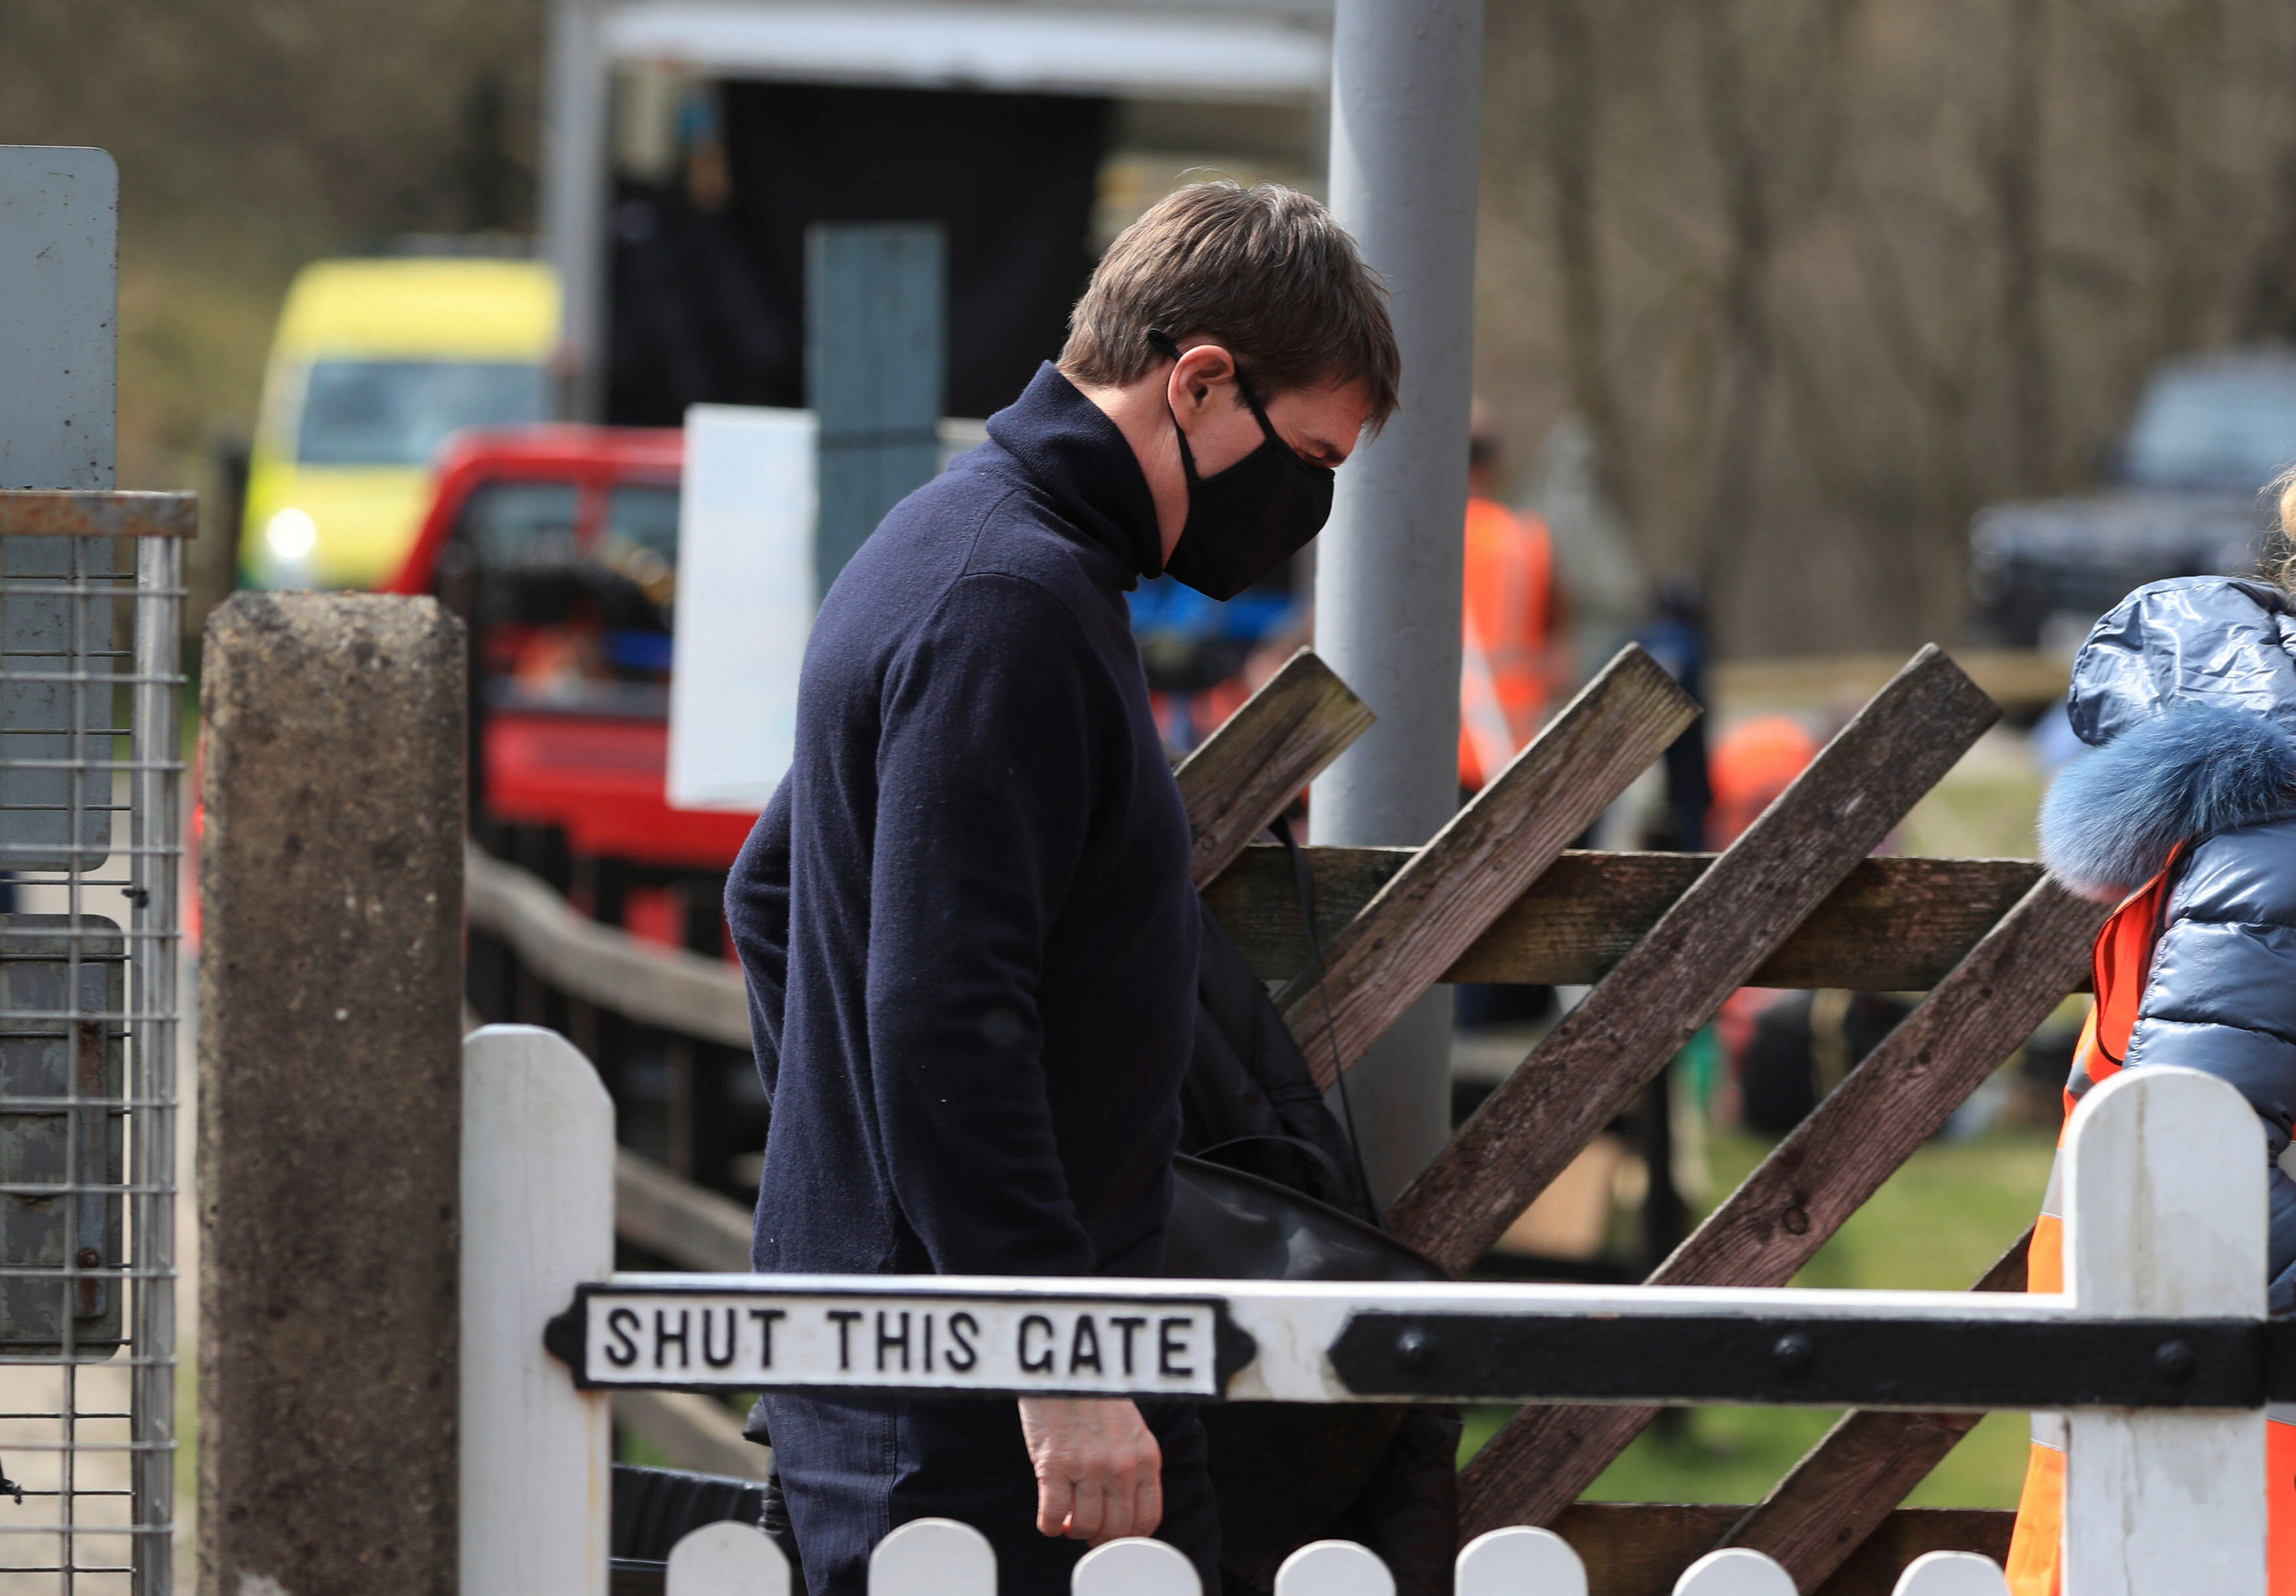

{"left": 1060, "top": 181, "right": 1399, "bottom": 427}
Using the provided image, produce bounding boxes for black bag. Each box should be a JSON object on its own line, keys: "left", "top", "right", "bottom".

{"left": 1166, "top": 1155, "right": 1454, "bottom": 1593}
{"left": 608, "top": 1462, "right": 770, "bottom": 1585}
{"left": 1174, "top": 842, "right": 1461, "bottom": 1596}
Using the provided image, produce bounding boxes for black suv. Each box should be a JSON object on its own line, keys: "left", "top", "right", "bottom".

{"left": 1971, "top": 349, "right": 2296, "bottom": 648}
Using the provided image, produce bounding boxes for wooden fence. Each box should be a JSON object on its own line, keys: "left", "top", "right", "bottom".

{"left": 465, "top": 643, "right": 2112, "bottom": 1591}
{"left": 466, "top": 1027, "right": 2279, "bottom": 1596}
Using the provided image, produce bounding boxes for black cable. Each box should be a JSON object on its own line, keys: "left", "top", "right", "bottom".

{"left": 1270, "top": 812, "right": 1375, "bottom": 1216}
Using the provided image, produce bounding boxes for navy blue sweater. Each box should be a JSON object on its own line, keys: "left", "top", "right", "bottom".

{"left": 726, "top": 363, "right": 1199, "bottom": 1282}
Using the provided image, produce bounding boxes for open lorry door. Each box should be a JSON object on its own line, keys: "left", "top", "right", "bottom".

{"left": 538, "top": 0, "right": 1332, "bottom": 425}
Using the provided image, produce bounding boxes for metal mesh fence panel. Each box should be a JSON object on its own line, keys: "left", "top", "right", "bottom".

{"left": 0, "top": 526, "right": 182, "bottom": 1595}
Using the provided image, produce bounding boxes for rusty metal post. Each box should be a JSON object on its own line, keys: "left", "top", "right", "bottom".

{"left": 197, "top": 593, "right": 465, "bottom": 1596}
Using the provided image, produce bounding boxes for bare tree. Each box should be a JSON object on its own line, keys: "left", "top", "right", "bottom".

{"left": 1543, "top": 0, "right": 1629, "bottom": 515}
{"left": 1479, "top": 0, "right": 2296, "bottom": 655}
{"left": 1994, "top": 0, "right": 2054, "bottom": 494}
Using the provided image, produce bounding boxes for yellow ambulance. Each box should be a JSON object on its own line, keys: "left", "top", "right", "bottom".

{"left": 240, "top": 256, "right": 559, "bottom": 589}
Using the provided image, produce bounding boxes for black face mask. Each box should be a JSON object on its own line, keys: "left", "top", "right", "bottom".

{"left": 1148, "top": 329, "right": 1336, "bottom": 602}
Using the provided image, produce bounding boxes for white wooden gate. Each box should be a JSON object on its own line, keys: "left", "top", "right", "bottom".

{"left": 461, "top": 1024, "right": 2275, "bottom": 1595}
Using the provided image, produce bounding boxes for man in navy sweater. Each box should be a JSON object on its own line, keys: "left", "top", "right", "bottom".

{"left": 726, "top": 181, "right": 1397, "bottom": 1594}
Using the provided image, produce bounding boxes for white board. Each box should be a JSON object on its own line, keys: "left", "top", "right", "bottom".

{"left": 668, "top": 403, "right": 817, "bottom": 811}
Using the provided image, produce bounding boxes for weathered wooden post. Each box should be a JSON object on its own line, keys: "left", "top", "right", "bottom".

{"left": 199, "top": 592, "right": 465, "bottom": 1594}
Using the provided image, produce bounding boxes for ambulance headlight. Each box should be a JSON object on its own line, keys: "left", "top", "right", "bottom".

{"left": 264, "top": 506, "right": 318, "bottom": 562}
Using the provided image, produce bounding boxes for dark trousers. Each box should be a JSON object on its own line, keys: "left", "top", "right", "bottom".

{"left": 763, "top": 1392, "right": 1219, "bottom": 1596}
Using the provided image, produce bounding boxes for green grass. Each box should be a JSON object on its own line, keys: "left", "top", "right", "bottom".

{"left": 1460, "top": 1122, "right": 2059, "bottom": 1507}
{"left": 1897, "top": 744, "right": 2045, "bottom": 863}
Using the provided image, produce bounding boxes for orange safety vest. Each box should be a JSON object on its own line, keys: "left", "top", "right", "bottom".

{"left": 1709, "top": 715, "right": 1821, "bottom": 850}
{"left": 1459, "top": 498, "right": 1561, "bottom": 792}
{"left": 2005, "top": 852, "right": 2296, "bottom": 1592}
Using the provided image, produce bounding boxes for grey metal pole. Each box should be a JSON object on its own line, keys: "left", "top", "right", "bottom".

{"left": 1313, "top": 0, "right": 1482, "bottom": 1206}
{"left": 540, "top": 0, "right": 609, "bottom": 419}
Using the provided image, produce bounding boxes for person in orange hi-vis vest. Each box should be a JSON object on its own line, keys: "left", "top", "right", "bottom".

{"left": 1459, "top": 406, "right": 1567, "bottom": 792}
{"left": 2011, "top": 498, "right": 2296, "bottom": 1593}
{"left": 1708, "top": 715, "right": 1821, "bottom": 850}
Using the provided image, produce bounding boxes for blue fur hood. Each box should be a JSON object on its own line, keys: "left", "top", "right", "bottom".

{"left": 2040, "top": 578, "right": 2296, "bottom": 900}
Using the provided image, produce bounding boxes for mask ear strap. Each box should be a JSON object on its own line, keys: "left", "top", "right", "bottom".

{"left": 1146, "top": 329, "right": 1205, "bottom": 486}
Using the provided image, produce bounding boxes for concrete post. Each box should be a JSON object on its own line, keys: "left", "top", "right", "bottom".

{"left": 198, "top": 594, "right": 465, "bottom": 1596}
{"left": 1313, "top": 0, "right": 1484, "bottom": 1204}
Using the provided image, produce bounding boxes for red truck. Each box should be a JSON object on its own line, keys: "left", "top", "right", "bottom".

{"left": 384, "top": 425, "right": 755, "bottom": 951}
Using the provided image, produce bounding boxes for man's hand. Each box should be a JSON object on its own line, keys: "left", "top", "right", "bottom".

{"left": 1017, "top": 1396, "right": 1163, "bottom": 1546}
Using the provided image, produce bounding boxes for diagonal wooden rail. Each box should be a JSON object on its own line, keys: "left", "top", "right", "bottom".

{"left": 1275, "top": 644, "right": 1698, "bottom": 1087}
{"left": 1388, "top": 646, "right": 2001, "bottom": 1275}
{"left": 1172, "top": 648, "right": 1372, "bottom": 888}
{"left": 1454, "top": 877, "right": 2102, "bottom": 1532}
{"left": 1714, "top": 1230, "right": 2036, "bottom": 1591}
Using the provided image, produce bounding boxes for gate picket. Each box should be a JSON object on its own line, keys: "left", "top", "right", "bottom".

{"left": 869, "top": 1518, "right": 996, "bottom": 1596}
{"left": 460, "top": 1027, "right": 615, "bottom": 1596}
{"left": 2063, "top": 1068, "right": 2268, "bottom": 1595}
{"left": 1455, "top": 1526, "right": 1587, "bottom": 1594}
{"left": 1890, "top": 1551, "right": 2011, "bottom": 1594}
{"left": 1672, "top": 1548, "right": 1795, "bottom": 1594}
{"left": 1273, "top": 1539, "right": 1396, "bottom": 1596}
{"left": 666, "top": 1520, "right": 790, "bottom": 1595}
{"left": 1071, "top": 1536, "right": 1203, "bottom": 1594}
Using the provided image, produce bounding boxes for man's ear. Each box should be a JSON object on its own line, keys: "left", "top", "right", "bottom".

{"left": 1168, "top": 343, "right": 1237, "bottom": 418}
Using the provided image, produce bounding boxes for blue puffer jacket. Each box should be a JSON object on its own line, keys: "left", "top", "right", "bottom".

{"left": 2040, "top": 575, "right": 2296, "bottom": 1312}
